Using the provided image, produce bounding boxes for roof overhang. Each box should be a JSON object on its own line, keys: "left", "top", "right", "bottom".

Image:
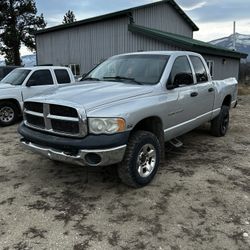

{"left": 128, "top": 24, "right": 248, "bottom": 60}
{"left": 35, "top": 0, "right": 198, "bottom": 35}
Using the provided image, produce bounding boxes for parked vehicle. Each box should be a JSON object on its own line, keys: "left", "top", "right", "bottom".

{"left": 0, "top": 66, "right": 75, "bottom": 126}
{"left": 18, "top": 52, "right": 238, "bottom": 187}
{"left": 0, "top": 66, "right": 21, "bottom": 81}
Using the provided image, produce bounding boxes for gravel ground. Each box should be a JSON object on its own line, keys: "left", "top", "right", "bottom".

{"left": 0, "top": 96, "right": 249, "bottom": 250}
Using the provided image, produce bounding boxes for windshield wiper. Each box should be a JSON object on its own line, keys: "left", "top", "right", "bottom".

{"left": 103, "top": 76, "right": 143, "bottom": 85}
{"left": 81, "top": 77, "right": 100, "bottom": 81}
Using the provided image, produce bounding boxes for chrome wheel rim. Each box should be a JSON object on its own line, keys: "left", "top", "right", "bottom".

{"left": 0, "top": 106, "right": 15, "bottom": 123}
{"left": 137, "top": 143, "right": 156, "bottom": 178}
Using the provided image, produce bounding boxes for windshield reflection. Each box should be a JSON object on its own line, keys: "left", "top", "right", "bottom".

{"left": 0, "top": 69, "right": 31, "bottom": 85}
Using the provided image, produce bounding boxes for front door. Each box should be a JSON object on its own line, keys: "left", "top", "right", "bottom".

{"left": 22, "top": 69, "right": 56, "bottom": 100}
{"left": 164, "top": 56, "right": 198, "bottom": 140}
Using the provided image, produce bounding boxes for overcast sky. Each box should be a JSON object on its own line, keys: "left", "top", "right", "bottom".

{"left": 17, "top": 0, "right": 250, "bottom": 56}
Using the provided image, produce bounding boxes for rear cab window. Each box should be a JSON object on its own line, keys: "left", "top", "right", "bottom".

{"left": 54, "top": 69, "right": 71, "bottom": 84}
{"left": 190, "top": 56, "right": 208, "bottom": 83}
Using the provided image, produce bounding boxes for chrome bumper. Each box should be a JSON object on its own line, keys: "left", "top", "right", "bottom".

{"left": 20, "top": 139, "right": 126, "bottom": 167}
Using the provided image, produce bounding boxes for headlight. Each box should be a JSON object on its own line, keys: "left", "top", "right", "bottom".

{"left": 88, "top": 118, "right": 126, "bottom": 134}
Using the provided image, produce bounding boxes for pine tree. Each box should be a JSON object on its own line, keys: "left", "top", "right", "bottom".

{"left": 0, "top": 0, "right": 46, "bottom": 65}
{"left": 63, "top": 10, "right": 76, "bottom": 24}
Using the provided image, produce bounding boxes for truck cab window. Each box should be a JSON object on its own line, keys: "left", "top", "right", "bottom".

{"left": 168, "top": 56, "right": 194, "bottom": 87}
{"left": 27, "top": 70, "right": 53, "bottom": 86}
{"left": 190, "top": 56, "right": 208, "bottom": 83}
{"left": 55, "top": 69, "right": 71, "bottom": 84}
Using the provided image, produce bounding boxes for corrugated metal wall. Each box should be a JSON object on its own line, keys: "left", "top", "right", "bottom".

{"left": 36, "top": 2, "right": 191, "bottom": 74}
{"left": 132, "top": 2, "right": 193, "bottom": 38}
{"left": 203, "top": 55, "right": 239, "bottom": 80}
{"left": 36, "top": 2, "right": 240, "bottom": 80}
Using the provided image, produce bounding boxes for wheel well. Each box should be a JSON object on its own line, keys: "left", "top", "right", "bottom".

{"left": 0, "top": 99, "right": 21, "bottom": 114}
{"left": 132, "top": 116, "right": 165, "bottom": 160}
{"left": 222, "top": 95, "right": 231, "bottom": 107}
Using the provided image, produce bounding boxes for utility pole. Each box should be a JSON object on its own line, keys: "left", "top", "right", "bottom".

{"left": 233, "top": 21, "right": 236, "bottom": 51}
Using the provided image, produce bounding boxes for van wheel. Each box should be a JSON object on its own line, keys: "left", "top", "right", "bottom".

{"left": 118, "top": 130, "right": 160, "bottom": 188}
{"left": 0, "top": 102, "right": 19, "bottom": 126}
{"left": 211, "top": 105, "right": 230, "bottom": 137}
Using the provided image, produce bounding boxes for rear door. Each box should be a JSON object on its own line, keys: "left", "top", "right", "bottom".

{"left": 22, "top": 69, "right": 57, "bottom": 100}
{"left": 189, "top": 55, "right": 215, "bottom": 122}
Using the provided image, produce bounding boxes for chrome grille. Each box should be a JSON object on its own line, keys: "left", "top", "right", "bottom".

{"left": 24, "top": 102, "right": 87, "bottom": 137}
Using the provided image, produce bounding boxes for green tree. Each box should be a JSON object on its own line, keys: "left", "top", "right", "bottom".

{"left": 0, "top": 0, "right": 46, "bottom": 65}
{"left": 63, "top": 10, "right": 76, "bottom": 24}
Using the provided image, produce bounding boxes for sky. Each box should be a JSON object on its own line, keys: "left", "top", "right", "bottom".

{"left": 13, "top": 0, "right": 250, "bottom": 57}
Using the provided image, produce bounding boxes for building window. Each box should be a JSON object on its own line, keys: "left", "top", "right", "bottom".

{"left": 69, "top": 64, "right": 81, "bottom": 76}
{"left": 206, "top": 60, "right": 214, "bottom": 77}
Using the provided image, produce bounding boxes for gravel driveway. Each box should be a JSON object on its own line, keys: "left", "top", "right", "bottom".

{"left": 0, "top": 96, "right": 249, "bottom": 250}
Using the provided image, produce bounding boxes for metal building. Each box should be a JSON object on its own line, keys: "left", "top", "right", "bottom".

{"left": 35, "top": 0, "right": 247, "bottom": 80}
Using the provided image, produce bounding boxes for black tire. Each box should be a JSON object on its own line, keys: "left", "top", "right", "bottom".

{"left": 118, "top": 130, "right": 161, "bottom": 188}
{"left": 0, "top": 102, "right": 19, "bottom": 126}
{"left": 211, "top": 105, "right": 230, "bottom": 137}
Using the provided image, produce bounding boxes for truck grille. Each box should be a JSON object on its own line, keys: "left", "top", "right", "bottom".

{"left": 24, "top": 102, "right": 87, "bottom": 137}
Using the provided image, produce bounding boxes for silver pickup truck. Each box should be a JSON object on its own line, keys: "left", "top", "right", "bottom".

{"left": 18, "top": 51, "right": 238, "bottom": 187}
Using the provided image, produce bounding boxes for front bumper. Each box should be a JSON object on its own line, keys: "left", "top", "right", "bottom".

{"left": 20, "top": 139, "right": 126, "bottom": 167}
{"left": 18, "top": 122, "right": 129, "bottom": 167}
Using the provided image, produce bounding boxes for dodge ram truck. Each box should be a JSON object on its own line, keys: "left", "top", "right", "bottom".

{"left": 18, "top": 51, "right": 238, "bottom": 187}
{"left": 0, "top": 66, "right": 75, "bottom": 126}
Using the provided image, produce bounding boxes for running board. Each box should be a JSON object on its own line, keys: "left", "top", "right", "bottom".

{"left": 169, "top": 138, "right": 183, "bottom": 148}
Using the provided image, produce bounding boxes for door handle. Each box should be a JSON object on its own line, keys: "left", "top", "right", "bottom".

{"left": 208, "top": 88, "right": 214, "bottom": 92}
{"left": 190, "top": 92, "right": 198, "bottom": 97}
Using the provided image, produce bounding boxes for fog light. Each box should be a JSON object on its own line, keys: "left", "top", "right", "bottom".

{"left": 85, "top": 153, "right": 102, "bottom": 165}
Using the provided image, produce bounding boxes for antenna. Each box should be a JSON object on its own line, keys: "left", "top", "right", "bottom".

{"left": 233, "top": 21, "right": 236, "bottom": 51}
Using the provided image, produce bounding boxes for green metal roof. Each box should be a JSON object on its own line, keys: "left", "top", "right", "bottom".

{"left": 128, "top": 24, "right": 248, "bottom": 59}
{"left": 35, "top": 0, "right": 199, "bottom": 35}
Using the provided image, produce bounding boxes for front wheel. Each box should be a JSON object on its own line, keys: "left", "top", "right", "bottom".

{"left": 0, "top": 102, "right": 19, "bottom": 127}
{"left": 211, "top": 105, "right": 230, "bottom": 137}
{"left": 118, "top": 130, "right": 160, "bottom": 188}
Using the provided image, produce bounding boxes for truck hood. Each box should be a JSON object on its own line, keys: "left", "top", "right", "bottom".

{"left": 28, "top": 81, "right": 153, "bottom": 111}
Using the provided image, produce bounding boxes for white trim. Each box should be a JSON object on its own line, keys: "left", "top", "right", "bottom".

{"left": 164, "top": 108, "right": 221, "bottom": 133}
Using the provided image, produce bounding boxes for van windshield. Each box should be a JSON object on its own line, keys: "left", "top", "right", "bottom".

{"left": 1, "top": 69, "right": 31, "bottom": 85}
{"left": 82, "top": 54, "right": 169, "bottom": 85}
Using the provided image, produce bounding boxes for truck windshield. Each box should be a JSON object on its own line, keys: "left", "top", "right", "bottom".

{"left": 0, "top": 69, "right": 31, "bottom": 85}
{"left": 82, "top": 54, "right": 169, "bottom": 85}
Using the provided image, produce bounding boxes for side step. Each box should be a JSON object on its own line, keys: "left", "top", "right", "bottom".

{"left": 169, "top": 138, "right": 183, "bottom": 148}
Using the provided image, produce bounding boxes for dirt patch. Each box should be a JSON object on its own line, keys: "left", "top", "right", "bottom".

{"left": 0, "top": 96, "right": 249, "bottom": 249}
{"left": 238, "top": 85, "right": 250, "bottom": 95}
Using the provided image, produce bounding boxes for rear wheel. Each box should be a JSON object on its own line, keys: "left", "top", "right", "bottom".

{"left": 0, "top": 102, "right": 19, "bottom": 126}
{"left": 211, "top": 105, "right": 230, "bottom": 137}
{"left": 118, "top": 130, "right": 160, "bottom": 188}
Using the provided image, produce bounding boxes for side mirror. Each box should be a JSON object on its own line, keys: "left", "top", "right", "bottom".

{"left": 167, "top": 85, "right": 178, "bottom": 90}
{"left": 26, "top": 80, "right": 36, "bottom": 87}
{"left": 173, "top": 73, "right": 193, "bottom": 86}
